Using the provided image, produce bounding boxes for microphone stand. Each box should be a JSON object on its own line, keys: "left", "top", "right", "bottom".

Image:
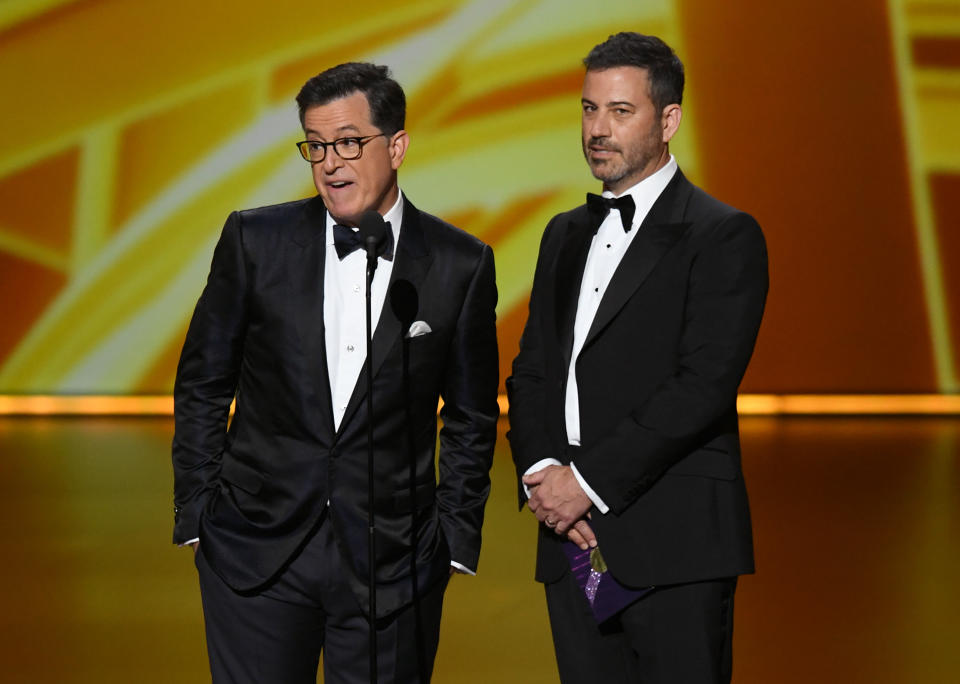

{"left": 363, "top": 237, "right": 379, "bottom": 684}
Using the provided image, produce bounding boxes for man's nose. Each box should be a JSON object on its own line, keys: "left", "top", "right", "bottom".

{"left": 321, "top": 148, "right": 343, "bottom": 173}
{"left": 589, "top": 111, "right": 613, "bottom": 140}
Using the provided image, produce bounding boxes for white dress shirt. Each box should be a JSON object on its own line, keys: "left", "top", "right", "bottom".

{"left": 525, "top": 156, "right": 679, "bottom": 514}
{"left": 324, "top": 193, "right": 403, "bottom": 430}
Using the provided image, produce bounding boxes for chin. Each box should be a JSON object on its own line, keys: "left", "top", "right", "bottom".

{"left": 589, "top": 161, "right": 611, "bottom": 177}
{"left": 590, "top": 168, "right": 613, "bottom": 183}
{"left": 325, "top": 200, "right": 361, "bottom": 222}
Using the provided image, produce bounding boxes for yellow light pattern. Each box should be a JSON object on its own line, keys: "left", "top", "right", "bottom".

{"left": 0, "top": 0, "right": 958, "bottom": 398}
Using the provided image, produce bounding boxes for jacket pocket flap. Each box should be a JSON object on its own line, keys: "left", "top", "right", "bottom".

{"left": 220, "top": 458, "right": 264, "bottom": 494}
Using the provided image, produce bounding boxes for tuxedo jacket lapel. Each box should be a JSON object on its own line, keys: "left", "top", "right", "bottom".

{"left": 583, "top": 172, "right": 693, "bottom": 350}
{"left": 337, "top": 196, "right": 433, "bottom": 436}
{"left": 288, "top": 197, "right": 336, "bottom": 437}
{"left": 554, "top": 209, "right": 596, "bottom": 373}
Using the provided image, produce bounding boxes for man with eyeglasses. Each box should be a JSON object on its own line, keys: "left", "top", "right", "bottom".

{"left": 172, "top": 62, "right": 499, "bottom": 683}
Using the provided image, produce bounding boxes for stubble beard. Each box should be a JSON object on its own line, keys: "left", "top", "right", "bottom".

{"left": 583, "top": 124, "right": 662, "bottom": 188}
{"left": 583, "top": 136, "right": 619, "bottom": 184}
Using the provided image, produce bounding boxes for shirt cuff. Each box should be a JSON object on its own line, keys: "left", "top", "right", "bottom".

{"left": 569, "top": 462, "right": 609, "bottom": 514}
{"left": 522, "top": 458, "right": 563, "bottom": 498}
{"left": 450, "top": 561, "right": 476, "bottom": 576}
{"left": 179, "top": 537, "right": 199, "bottom": 547}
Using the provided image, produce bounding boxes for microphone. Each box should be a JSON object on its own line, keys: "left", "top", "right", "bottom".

{"left": 390, "top": 279, "right": 418, "bottom": 331}
{"left": 357, "top": 209, "right": 388, "bottom": 266}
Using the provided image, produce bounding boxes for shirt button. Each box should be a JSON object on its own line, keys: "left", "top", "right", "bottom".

{"left": 347, "top": 345, "right": 355, "bottom": 352}
{"left": 353, "top": 285, "right": 360, "bottom": 293}
{"left": 606, "top": 244, "right": 611, "bottom": 248}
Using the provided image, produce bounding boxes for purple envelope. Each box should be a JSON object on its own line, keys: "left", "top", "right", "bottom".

{"left": 561, "top": 535, "right": 652, "bottom": 623}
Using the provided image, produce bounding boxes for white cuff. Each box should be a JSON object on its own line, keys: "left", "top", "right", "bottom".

{"left": 570, "top": 462, "right": 609, "bottom": 514}
{"left": 450, "top": 561, "right": 476, "bottom": 576}
{"left": 522, "top": 458, "right": 563, "bottom": 498}
{"left": 179, "top": 537, "right": 199, "bottom": 547}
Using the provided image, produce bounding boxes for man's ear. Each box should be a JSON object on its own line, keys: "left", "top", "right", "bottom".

{"left": 389, "top": 130, "right": 410, "bottom": 170}
{"left": 661, "top": 104, "right": 682, "bottom": 144}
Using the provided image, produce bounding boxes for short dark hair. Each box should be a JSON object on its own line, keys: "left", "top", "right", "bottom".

{"left": 583, "top": 32, "right": 684, "bottom": 113}
{"left": 296, "top": 62, "right": 406, "bottom": 134}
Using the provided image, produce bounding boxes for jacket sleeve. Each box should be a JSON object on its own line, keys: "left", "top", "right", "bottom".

{"left": 505, "top": 216, "right": 562, "bottom": 508}
{"left": 436, "top": 244, "right": 499, "bottom": 573}
{"left": 574, "top": 211, "right": 768, "bottom": 514}
{"left": 171, "top": 211, "right": 249, "bottom": 543}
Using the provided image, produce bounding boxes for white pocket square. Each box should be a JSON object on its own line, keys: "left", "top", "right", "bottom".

{"left": 406, "top": 321, "right": 432, "bottom": 339}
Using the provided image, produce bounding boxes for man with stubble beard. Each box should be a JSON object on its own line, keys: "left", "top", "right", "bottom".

{"left": 507, "top": 33, "right": 768, "bottom": 683}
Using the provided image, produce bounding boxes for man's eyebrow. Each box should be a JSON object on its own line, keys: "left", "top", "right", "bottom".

{"left": 581, "top": 98, "right": 636, "bottom": 109}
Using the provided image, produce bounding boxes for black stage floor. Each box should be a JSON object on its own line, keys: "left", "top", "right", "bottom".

{"left": 1, "top": 416, "right": 957, "bottom": 682}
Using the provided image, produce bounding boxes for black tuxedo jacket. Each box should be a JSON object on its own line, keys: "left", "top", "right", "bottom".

{"left": 507, "top": 170, "right": 767, "bottom": 588}
{"left": 172, "top": 194, "right": 499, "bottom": 617}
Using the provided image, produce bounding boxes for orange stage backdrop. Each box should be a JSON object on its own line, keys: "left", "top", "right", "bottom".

{"left": 0, "top": 0, "right": 957, "bottom": 395}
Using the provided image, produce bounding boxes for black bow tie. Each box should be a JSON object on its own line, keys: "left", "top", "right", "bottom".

{"left": 332, "top": 223, "right": 394, "bottom": 261}
{"left": 586, "top": 193, "right": 635, "bottom": 232}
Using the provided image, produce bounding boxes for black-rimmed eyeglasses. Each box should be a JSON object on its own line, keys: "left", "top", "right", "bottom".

{"left": 296, "top": 134, "right": 385, "bottom": 163}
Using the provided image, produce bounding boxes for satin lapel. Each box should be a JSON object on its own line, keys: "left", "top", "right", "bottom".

{"left": 337, "top": 197, "right": 433, "bottom": 436}
{"left": 288, "top": 196, "right": 335, "bottom": 436}
{"left": 554, "top": 209, "right": 596, "bottom": 373}
{"left": 582, "top": 172, "right": 693, "bottom": 350}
